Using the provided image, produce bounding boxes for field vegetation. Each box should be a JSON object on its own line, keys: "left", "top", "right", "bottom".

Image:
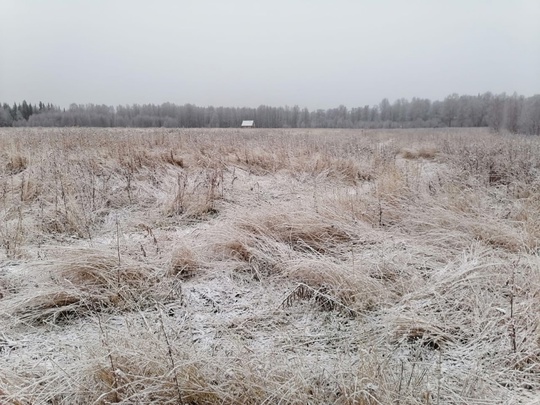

{"left": 0, "top": 127, "right": 539, "bottom": 404}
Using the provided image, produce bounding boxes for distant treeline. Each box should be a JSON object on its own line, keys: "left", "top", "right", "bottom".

{"left": 1, "top": 93, "right": 539, "bottom": 134}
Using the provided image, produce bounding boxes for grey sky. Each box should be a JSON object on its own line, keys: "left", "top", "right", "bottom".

{"left": 1, "top": 0, "right": 539, "bottom": 109}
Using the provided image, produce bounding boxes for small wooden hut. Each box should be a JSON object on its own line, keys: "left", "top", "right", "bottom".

{"left": 241, "top": 120, "right": 255, "bottom": 128}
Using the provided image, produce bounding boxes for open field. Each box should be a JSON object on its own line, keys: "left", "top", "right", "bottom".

{"left": 0, "top": 127, "right": 539, "bottom": 404}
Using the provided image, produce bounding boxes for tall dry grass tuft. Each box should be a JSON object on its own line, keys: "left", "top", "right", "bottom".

{"left": 285, "top": 259, "right": 387, "bottom": 312}
{"left": 169, "top": 245, "right": 202, "bottom": 279}
{"left": 5, "top": 154, "right": 28, "bottom": 174}
{"left": 236, "top": 211, "right": 352, "bottom": 254}
{"left": 3, "top": 248, "right": 165, "bottom": 324}
{"left": 160, "top": 168, "right": 223, "bottom": 219}
{"left": 400, "top": 147, "right": 438, "bottom": 160}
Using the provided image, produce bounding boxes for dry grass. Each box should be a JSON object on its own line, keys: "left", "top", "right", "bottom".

{"left": 4, "top": 248, "right": 163, "bottom": 325}
{"left": 0, "top": 127, "right": 539, "bottom": 404}
{"left": 400, "top": 147, "right": 438, "bottom": 160}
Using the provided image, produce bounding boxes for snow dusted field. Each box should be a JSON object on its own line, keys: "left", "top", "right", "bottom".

{"left": 1, "top": 127, "right": 539, "bottom": 404}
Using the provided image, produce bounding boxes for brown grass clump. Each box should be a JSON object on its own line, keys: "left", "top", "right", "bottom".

{"left": 234, "top": 146, "right": 280, "bottom": 174}
{"left": 169, "top": 245, "right": 201, "bottom": 279}
{"left": 55, "top": 248, "right": 150, "bottom": 290}
{"left": 401, "top": 147, "right": 438, "bottom": 160}
{"left": 15, "top": 289, "right": 86, "bottom": 324}
{"left": 237, "top": 211, "right": 352, "bottom": 254}
{"left": 285, "top": 259, "right": 387, "bottom": 312}
{"left": 213, "top": 234, "right": 284, "bottom": 280}
{"left": 306, "top": 154, "right": 374, "bottom": 183}
{"left": 5, "top": 154, "right": 28, "bottom": 174}
{"left": 162, "top": 150, "right": 185, "bottom": 167}
{"left": 5, "top": 248, "right": 163, "bottom": 324}
{"left": 221, "top": 240, "right": 253, "bottom": 262}
{"left": 161, "top": 168, "right": 223, "bottom": 219}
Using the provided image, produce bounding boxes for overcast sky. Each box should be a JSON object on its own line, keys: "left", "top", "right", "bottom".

{"left": 1, "top": 0, "right": 539, "bottom": 109}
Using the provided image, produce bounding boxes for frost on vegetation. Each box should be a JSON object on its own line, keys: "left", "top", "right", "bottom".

{"left": 0, "top": 127, "right": 539, "bottom": 404}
